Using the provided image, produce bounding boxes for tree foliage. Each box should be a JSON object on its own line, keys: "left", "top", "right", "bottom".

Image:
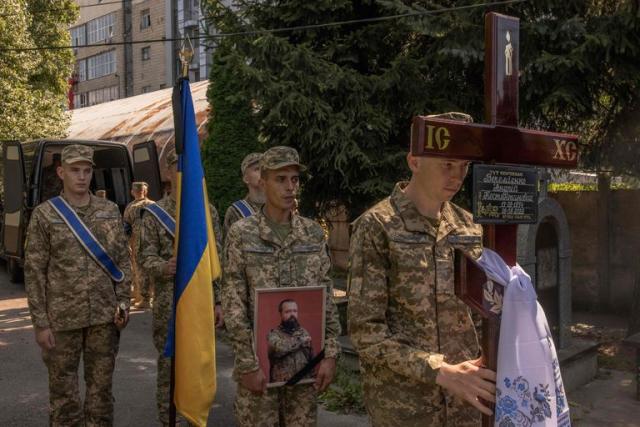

{"left": 203, "top": 0, "right": 640, "bottom": 218}
{"left": 0, "top": 0, "right": 77, "bottom": 141}
{"left": 202, "top": 38, "right": 262, "bottom": 216}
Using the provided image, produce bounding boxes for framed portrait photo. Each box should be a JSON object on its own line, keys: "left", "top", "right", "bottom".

{"left": 254, "top": 286, "right": 326, "bottom": 388}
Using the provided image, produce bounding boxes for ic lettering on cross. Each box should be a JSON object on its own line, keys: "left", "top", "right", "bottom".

{"left": 410, "top": 12, "right": 579, "bottom": 426}
{"left": 425, "top": 125, "right": 451, "bottom": 150}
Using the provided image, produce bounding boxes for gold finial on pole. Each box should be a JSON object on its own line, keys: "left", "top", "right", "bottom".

{"left": 179, "top": 35, "right": 194, "bottom": 78}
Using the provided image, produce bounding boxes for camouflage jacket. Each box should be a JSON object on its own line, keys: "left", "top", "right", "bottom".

{"left": 223, "top": 196, "right": 263, "bottom": 239}
{"left": 222, "top": 211, "right": 341, "bottom": 376}
{"left": 123, "top": 197, "right": 153, "bottom": 227}
{"left": 123, "top": 197, "right": 153, "bottom": 245}
{"left": 24, "top": 194, "right": 131, "bottom": 331}
{"left": 138, "top": 196, "right": 223, "bottom": 309}
{"left": 267, "top": 325, "right": 314, "bottom": 383}
{"left": 348, "top": 182, "right": 483, "bottom": 421}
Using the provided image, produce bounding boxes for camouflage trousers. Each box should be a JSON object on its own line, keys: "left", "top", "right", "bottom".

{"left": 153, "top": 316, "right": 171, "bottom": 426}
{"left": 42, "top": 323, "right": 119, "bottom": 427}
{"left": 130, "top": 246, "right": 150, "bottom": 303}
{"left": 361, "top": 364, "right": 480, "bottom": 427}
{"left": 234, "top": 382, "right": 317, "bottom": 427}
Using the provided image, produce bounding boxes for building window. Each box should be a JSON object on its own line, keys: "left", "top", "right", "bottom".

{"left": 142, "top": 85, "right": 152, "bottom": 94}
{"left": 70, "top": 25, "right": 86, "bottom": 47}
{"left": 87, "top": 86, "right": 119, "bottom": 106}
{"left": 76, "top": 59, "right": 87, "bottom": 82}
{"left": 184, "top": 0, "right": 200, "bottom": 21}
{"left": 87, "top": 13, "right": 115, "bottom": 44}
{"left": 74, "top": 92, "right": 88, "bottom": 109}
{"left": 140, "top": 9, "right": 151, "bottom": 29}
{"left": 87, "top": 51, "right": 116, "bottom": 80}
{"left": 141, "top": 46, "right": 150, "bottom": 61}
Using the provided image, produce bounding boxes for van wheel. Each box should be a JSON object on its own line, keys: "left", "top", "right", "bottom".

{"left": 7, "top": 258, "right": 23, "bottom": 283}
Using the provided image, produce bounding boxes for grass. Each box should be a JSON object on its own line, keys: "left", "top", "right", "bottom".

{"left": 319, "top": 359, "right": 366, "bottom": 415}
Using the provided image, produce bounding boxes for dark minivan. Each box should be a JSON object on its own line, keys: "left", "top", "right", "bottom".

{"left": 1, "top": 139, "right": 162, "bottom": 282}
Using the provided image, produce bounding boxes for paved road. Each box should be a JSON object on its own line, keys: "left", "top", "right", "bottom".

{"left": 0, "top": 263, "right": 367, "bottom": 426}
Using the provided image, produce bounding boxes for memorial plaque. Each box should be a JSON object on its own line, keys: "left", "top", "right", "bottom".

{"left": 472, "top": 164, "right": 538, "bottom": 224}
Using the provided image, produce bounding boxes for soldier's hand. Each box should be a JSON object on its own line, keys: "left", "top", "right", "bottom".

{"left": 114, "top": 308, "right": 130, "bottom": 330}
{"left": 240, "top": 369, "right": 267, "bottom": 395}
{"left": 435, "top": 357, "right": 496, "bottom": 416}
{"left": 314, "top": 357, "right": 337, "bottom": 392}
{"left": 163, "top": 257, "right": 177, "bottom": 276}
{"left": 214, "top": 304, "right": 224, "bottom": 328}
{"left": 35, "top": 327, "right": 55, "bottom": 350}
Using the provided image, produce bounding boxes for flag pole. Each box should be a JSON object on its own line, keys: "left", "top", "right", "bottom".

{"left": 169, "top": 37, "right": 193, "bottom": 427}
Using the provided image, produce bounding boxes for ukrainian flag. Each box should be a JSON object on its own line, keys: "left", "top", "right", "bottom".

{"left": 165, "top": 77, "right": 221, "bottom": 426}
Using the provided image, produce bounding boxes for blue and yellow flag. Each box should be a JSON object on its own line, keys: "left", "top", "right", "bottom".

{"left": 165, "top": 77, "right": 221, "bottom": 426}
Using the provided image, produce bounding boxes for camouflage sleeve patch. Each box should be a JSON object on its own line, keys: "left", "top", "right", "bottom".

{"left": 318, "top": 240, "right": 341, "bottom": 359}
{"left": 24, "top": 207, "right": 51, "bottom": 329}
{"left": 221, "top": 224, "right": 259, "bottom": 374}
{"left": 209, "top": 204, "right": 223, "bottom": 305}
{"left": 138, "top": 210, "right": 168, "bottom": 280}
{"left": 111, "top": 204, "right": 132, "bottom": 307}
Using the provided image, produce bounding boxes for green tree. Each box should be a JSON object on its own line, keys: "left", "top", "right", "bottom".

{"left": 203, "top": 0, "right": 640, "bottom": 218}
{"left": 0, "top": 0, "right": 77, "bottom": 141}
{"left": 202, "top": 38, "right": 262, "bottom": 217}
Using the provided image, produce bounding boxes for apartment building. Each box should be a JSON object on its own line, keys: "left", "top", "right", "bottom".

{"left": 69, "top": 0, "right": 215, "bottom": 109}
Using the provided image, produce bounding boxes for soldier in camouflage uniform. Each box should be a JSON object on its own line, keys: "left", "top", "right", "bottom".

{"left": 24, "top": 144, "right": 131, "bottom": 427}
{"left": 138, "top": 150, "right": 223, "bottom": 426}
{"left": 267, "top": 299, "right": 314, "bottom": 383}
{"left": 123, "top": 182, "right": 154, "bottom": 308}
{"left": 348, "top": 113, "right": 497, "bottom": 427}
{"left": 222, "top": 146, "right": 341, "bottom": 427}
{"left": 223, "top": 152, "right": 265, "bottom": 238}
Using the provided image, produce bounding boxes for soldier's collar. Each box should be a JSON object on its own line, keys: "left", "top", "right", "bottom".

{"left": 391, "top": 182, "right": 436, "bottom": 236}
{"left": 60, "top": 191, "right": 93, "bottom": 211}
{"left": 257, "top": 209, "right": 304, "bottom": 247}
{"left": 391, "top": 182, "right": 456, "bottom": 240}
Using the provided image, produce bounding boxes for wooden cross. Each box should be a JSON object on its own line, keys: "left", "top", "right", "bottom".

{"left": 410, "top": 12, "right": 578, "bottom": 426}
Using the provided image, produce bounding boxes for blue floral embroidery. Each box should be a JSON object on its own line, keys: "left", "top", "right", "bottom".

{"left": 496, "top": 376, "right": 553, "bottom": 426}
{"left": 548, "top": 337, "right": 568, "bottom": 417}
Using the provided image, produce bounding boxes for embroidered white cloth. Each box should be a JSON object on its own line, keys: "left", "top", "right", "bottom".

{"left": 477, "top": 248, "right": 571, "bottom": 427}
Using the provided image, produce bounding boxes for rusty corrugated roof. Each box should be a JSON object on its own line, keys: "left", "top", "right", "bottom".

{"left": 68, "top": 80, "right": 210, "bottom": 162}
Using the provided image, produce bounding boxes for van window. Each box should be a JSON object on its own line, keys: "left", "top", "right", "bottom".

{"left": 40, "top": 147, "right": 64, "bottom": 203}
{"left": 0, "top": 142, "right": 36, "bottom": 209}
{"left": 22, "top": 142, "right": 37, "bottom": 184}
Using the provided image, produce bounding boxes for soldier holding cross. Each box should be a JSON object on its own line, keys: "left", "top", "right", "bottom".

{"left": 349, "top": 11, "right": 580, "bottom": 427}
{"left": 348, "top": 113, "right": 497, "bottom": 426}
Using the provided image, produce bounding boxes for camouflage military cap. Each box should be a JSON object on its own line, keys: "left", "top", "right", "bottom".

{"left": 260, "top": 146, "right": 307, "bottom": 172}
{"left": 166, "top": 149, "right": 177, "bottom": 166}
{"left": 131, "top": 181, "right": 148, "bottom": 191}
{"left": 426, "top": 111, "right": 473, "bottom": 123}
{"left": 240, "top": 152, "right": 262, "bottom": 175}
{"left": 61, "top": 144, "right": 95, "bottom": 165}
